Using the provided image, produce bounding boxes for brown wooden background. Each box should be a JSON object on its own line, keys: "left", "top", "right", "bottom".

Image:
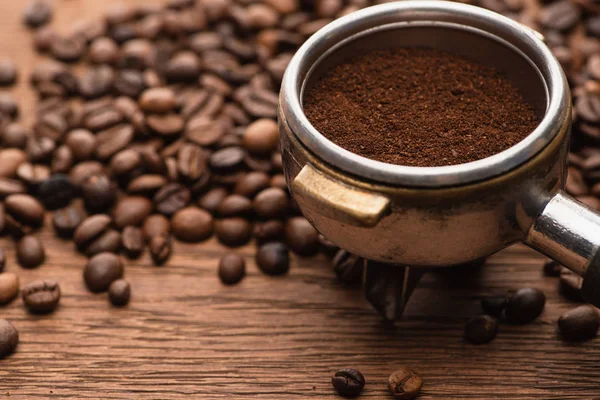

{"left": 0, "top": 0, "right": 599, "bottom": 398}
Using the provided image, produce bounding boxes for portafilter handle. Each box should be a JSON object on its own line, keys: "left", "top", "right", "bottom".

{"left": 525, "top": 191, "right": 600, "bottom": 307}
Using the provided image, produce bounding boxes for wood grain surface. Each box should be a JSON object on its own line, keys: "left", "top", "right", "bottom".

{"left": 0, "top": 0, "right": 599, "bottom": 399}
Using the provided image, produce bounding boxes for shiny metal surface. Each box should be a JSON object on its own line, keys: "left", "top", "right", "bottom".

{"left": 280, "top": 1, "right": 569, "bottom": 187}
{"left": 525, "top": 192, "right": 600, "bottom": 276}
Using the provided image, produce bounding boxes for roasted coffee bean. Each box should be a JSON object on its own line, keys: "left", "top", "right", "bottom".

{"left": 171, "top": 207, "right": 213, "bottom": 242}
{"left": 215, "top": 218, "right": 252, "bottom": 247}
{"left": 234, "top": 172, "right": 270, "bottom": 198}
{"left": 139, "top": 87, "right": 176, "bottom": 113}
{"left": 153, "top": 183, "right": 190, "bottom": 216}
{"left": 0, "top": 94, "right": 18, "bottom": 118}
{"left": 0, "top": 149, "right": 27, "bottom": 178}
{"left": 33, "top": 26, "right": 57, "bottom": 52}
{"left": 96, "top": 124, "right": 135, "bottom": 160}
{"left": 37, "top": 174, "right": 75, "bottom": 210}
{"left": 109, "top": 279, "right": 131, "bottom": 306}
{"left": 253, "top": 219, "right": 284, "bottom": 244}
{"left": 0, "top": 178, "right": 26, "bottom": 198}
{"left": 318, "top": 234, "right": 338, "bottom": 257}
{"left": 109, "top": 149, "right": 141, "bottom": 178}
{"left": 89, "top": 37, "right": 119, "bottom": 64}
{"left": 2, "top": 123, "right": 29, "bottom": 148}
{"left": 465, "top": 314, "right": 499, "bottom": 344}
{"left": 26, "top": 136, "right": 55, "bottom": 163}
{"left": 17, "top": 235, "right": 45, "bottom": 268}
{"left": 84, "top": 252, "right": 124, "bottom": 293}
{"left": 0, "top": 59, "right": 17, "bottom": 86}
{"left": 52, "top": 145, "right": 74, "bottom": 174}
{"left": 65, "top": 129, "right": 97, "bottom": 161}
{"left": 149, "top": 234, "right": 172, "bottom": 265}
{"left": 23, "top": 0, "right": 52, "bottom": 28}
{"left": 81, "top": 173, "right": 117, "bottom": 212}
{"left": 284, "top": 217, "right": 319, "bottom": 256}
{"left": 73, "top": 214, "right": 112, "bottom": 249}
{"left": 0, "top": 273, "right": 19, "bottom": 305}
{"left": 185, "top": 116, "right": 225, "bottom": 146}
{"left": 83, "top": 106, "right": 123, "bottom": 132}
{"left": 543, "top": 260, "right": 562, "bottom": 277}
{"left": 79, "top": 66, "right": 115, "bottom": 98}
{"left": 388, "top": 368, "right": 423, "bottom": 400}
{"left": 51, "top": 35, "right": 86, "bottom": 63}
{"left": 538, "top": 0, "right": 580, "bottom": 32}
{"left": 481, "top": 295, "right": 508, "bottom": 317}
{"left": 147, "top": 113, "right": 184, "bottom": 136}
{"left": 178, "top": 143, "right": 208, "bottom": 181}
{"left": 256, "top": 242, "right": 289, "bottom": 275}
{"left": 34, "top": 113, "right": 67, "bottom": 141}
{"left": 559, "top": 270, "right": 583, "bottom": 301}
{"left": 505, "top": 288, "right": 546, "bottom": 324}
{"left": 114, "top": 70, "right": 146, "bottom": 98}
{"left": 331, "top": 368, "right": 365, "bottom": 398}
{"left": 0, "top": 319, "right": 18, "bottom": 358}
{"left": 243, "top": 119, "right": 279, "bottom": 156}
{"left": 558, "top": 305, "right": 600, "bottom": 341}
{"left": 142, "top": 214, "right": 171, "bottom": 241}
{"left": 198, "top": 187, "right": 228, "bottom": 213}
{"left": 16, "top": 163, "right": 50, "bottom": 191}
{"left": 122, "top": 226, "right": 145, "bottom": 259}
{"left": 217, "top": 194, "right": 253, "bottom": 217}
{"left": 253, "top": 188, "right": 289, "bottom": 219}
{"left": 5, "top": 194, "right": 45, "bottom": 228}
{"left": 333, "top": 249, "right": 364, "bottom": 285}
{"left": 85, "top": 229, "right": 121, "bottom": 256}
{"left": 127, "top": 174, "right": 168, "bottom": 195}
{"left": 53, "top": 206, "right": 84, "bottom": 238}
{"left": 209, "top": 146, "right": 246, "bottom": 171}
{"left": 165, "top": 51, "right": 202, "bottom": 81}
{"left": 113, "top": 196, "right": 153, "bottom": 229}
{"left": 22, "top": 279, "right": 60, "bottom": 313}
{"left": 218, "top": 253, "right": 246, "bottom": 285}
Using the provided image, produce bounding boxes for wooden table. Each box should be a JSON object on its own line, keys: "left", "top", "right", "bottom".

{"left": 0, "top": 1, "right": 599, "bottom": 398}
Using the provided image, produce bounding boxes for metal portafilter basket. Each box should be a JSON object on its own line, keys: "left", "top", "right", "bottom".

{"left": 279, "top": 1, "right": 600, "bottom": 320}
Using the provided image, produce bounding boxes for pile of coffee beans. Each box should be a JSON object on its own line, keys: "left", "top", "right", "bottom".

{"left": 331, "top": 367, "right": 423, "bottom": 399}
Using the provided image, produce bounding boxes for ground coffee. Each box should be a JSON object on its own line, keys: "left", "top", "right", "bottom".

{"left": 304, "top": 47, "right": 540, "bottom": 167}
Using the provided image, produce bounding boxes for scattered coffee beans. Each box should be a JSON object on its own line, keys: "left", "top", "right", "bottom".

{"left": 558, "top": 305, "right": 600, "bottom": 342}
{"left": 0, "top": 319, "right": 18, "bottom": 359}
{"left": 21, "top": 279, "right": 60, "bottom": 313}
{"left": 84, "top": 253, "right": 124, "bottom": 293}
{"left": 304, "top": 48, "right": 539, "bottom": 167}
{"left": 331, "top": 368, "right": 365, "bottom": 398}
{"left": 505, "top": 288, "right": 546, "bottom": 324}
{"left": 465, "top": 315, "right": 499, "bottom": 344}
{"left": 218, "top": 254, "right": 246, "bottom": 285}
{"left": 108, "top": 279, "right": 131, "bottom": 307}
{"left": 388, "top": 368, "right": 423, "bottom": 400}
{"left": 0, "top": 273, "right": 19, "bottom": 305}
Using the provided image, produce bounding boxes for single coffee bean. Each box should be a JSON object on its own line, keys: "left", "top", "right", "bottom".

{"left": 146, "top": 113, "right": 184, "bottom": 136}
{"left": 51, "top": 35, "right": 86, "bottom": 63}
{"left": 96, "top": 124, "right": 135, "bottom": 160}
{"left": 52, "top": 145, "right": 74, "bottom": 174}
{"left": 81, "top": 173, "right": 117, "bottom": 212}
{"left": 559, "top": 271, "right": 583, "bottom": 301}
{"left": 126, "top": 172, "right": 165, "bottom": 193}
{"left": 21, "top": 279, "right": 60, "bottom": 313}
{"left": 73, "top": 214, "right": 112, "bottom": 249}
{"left": 2, "top": 123, "right": 29, "bottom": 148}
{"left": 0, "top": 148, "right": 27, "bottom": 178}
{"left": 37, "top": 174, "right": 75, "bottom": 210}
{"left": 234, "top": 172, "right": 270, "bottom": 198}
{"left": 165, "top": 51, "right": 202, "bottom": 81}
{"left": 217, "top": 194, "right": 253, "bottom": 217}
{"left": 538, "top": 0, "right": 580, "bottom": 31}
{"left": 388, "top": 368, "right": 423, "bottom": 400}
{"left": 185, "top": 116, "right": 224, "bottom": 146}
{"left": 198, "top": 187, "right": 228, "bottom": 213}
{"left": 154, "top": 183, "right": 191, "bottom": 216}
{"left": 0, "top": 318, "right": 18, "bottom": 359}
{"left": 543, "top": 260, "right": 562, "bottom": 277}
{"left": 65, "top": 129, "right": 97, "bottom": 161}
{"left": 171, "top": 207, "right": 214, "bottom": 242}
{"left": 89, "top": 37, "right": 119, "bottom": 64}
{"left": 243, "top": 118, "right": 279, "bottom": 156}
{"left": 84, "top": 229, "right": 121, "bottom": 256}
{"left": 26, "top": 136, "right": 55, "bottom": 163}
{"left": 0, "top": 177, "right": 26, "bottom": 198}
{"left": 23, "top": 0, "right": 53, "bottom": 28}
{"left": 149, "top": 234, "right": 172, "bottom": 265}
{"left": 0, "top": 93, "right": 18, "bottom": 117}
{"left": 253, "top": 219, "right": 284, "bottom": 244}
{"left": 16, "top": 163, "right": 50, "bottom": 191}
{"left": 178, "top": 143, "right": 209, "bottom": 181}
{"left": 84, "top": 252, "right": 124, "bottom": 293}
{"left": 139, "top": 87, "right": 176, "bottom": 113}
{"left": 331, "top": 368, "right": 365, "bottom": 398}
{"left": 17, "top": 235, "right": 45, "bottom": 268}
{"left": 256, "top": 242, "right": 290, "bottom": 275}
{"left": 333, "top": 249, "right": 364, "bottom": 285}
{"left": 465, "top": 314, "right": 499, "bottom": 344}
{"left": 122, "top": 226, "right": 145, "bottom": 259}
{"left": 215, "top": 218, "right": 252, "bottom": 247}
{"left": 558, "top": 305, "right": 600, "bottom": 341}
{"left": 142, "top": 214, "right": 171, "bottom": 242}
{"left": 33, "top": 25, "right": 57, "bottom": 52}
{"left": 5, "top": 194, "right": 45, "bottom": 229}
{"left": 0, "top": 59, "right": 17, "bottom": 86}
{"left": 284, "top": 217, "right": 319, "bottom": 256}
{"left": 52, "top": 206, "right": 84, "bottom": 238}
{"left": 478, "top": 295, "right": 506, "bottom": 318}
{"left": 505, "top": 288, "right": 546, "bottom": 324}
{"left": 218, "top": 253, "right": 246, "bottom": 285}
{"left": 108, "top": 279, "right": 131, "bottom": 306}
{"left": 0, "top": 273, "right": 19, "bottom": 305}
{"left": 112, "top": 196, "right": 153, "bottom": 229}
{"left": 253, "top": 187, "right": 289, "bottom": 219}
{"left": 209, "top": 146, "right": 246, "bottom": 171}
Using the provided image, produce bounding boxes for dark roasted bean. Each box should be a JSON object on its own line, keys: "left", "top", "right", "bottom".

{"left": 21, "top": 280, "right": 60, "bottom": 314}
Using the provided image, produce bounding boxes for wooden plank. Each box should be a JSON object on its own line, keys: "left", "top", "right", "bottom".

{"left": 0, "top": 1, "right": 598, "bottom": 398}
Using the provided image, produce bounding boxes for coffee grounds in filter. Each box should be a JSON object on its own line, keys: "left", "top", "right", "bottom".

{"left": 303, "top": 47, "right": 540, "bottom": 167}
